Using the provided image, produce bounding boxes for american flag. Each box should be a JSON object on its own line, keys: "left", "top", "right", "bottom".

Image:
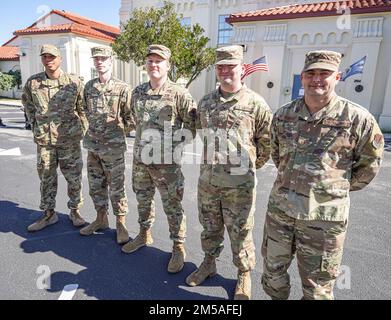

{"left": 241, "top": 56, "right": 269, "bottom": 80}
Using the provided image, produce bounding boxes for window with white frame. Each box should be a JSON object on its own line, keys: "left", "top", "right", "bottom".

{"left": 218, "top": 15, "right": 233, "bottom": 45}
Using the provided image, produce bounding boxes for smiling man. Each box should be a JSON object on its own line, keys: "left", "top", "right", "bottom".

{"left": 121, "top": 44, "right": 197, "bottom": 275}
{"left": 22, "top": 44, "right": 88, "bottom": 232}
{"left": 261, "top": 50, "right": 384, "bottom": 300}
{"left": 186, "top": 45, "right": 272, "bottom": 300}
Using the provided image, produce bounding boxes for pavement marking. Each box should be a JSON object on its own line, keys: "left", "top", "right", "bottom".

{"left": 3, "top": 118, "right": 25, "bottom": 123}
{"left": 0, "top": 110, "right": 23, "bottom": 114}
{"left": 0, "top": 147, "right": 22, "bottom": 156}
{"left": 58, "top": 284, "right": 79, "bottom": 300}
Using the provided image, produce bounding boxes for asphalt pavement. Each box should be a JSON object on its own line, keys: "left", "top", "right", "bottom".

{"left": 0, "top": 103, "right": 390, "bottom": 300}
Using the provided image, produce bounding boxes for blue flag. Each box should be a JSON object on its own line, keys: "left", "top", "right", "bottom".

{"left": 341, "top": 56, "right": 367, "bottom": 81}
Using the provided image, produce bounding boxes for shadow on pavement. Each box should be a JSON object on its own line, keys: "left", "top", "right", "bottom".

{"left": 0, "top": 200, "right": 236, "bottom": 300}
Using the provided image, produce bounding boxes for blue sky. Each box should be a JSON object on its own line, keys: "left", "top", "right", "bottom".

{"left": 0, "top": 0, "right": 121, "bottom": 45}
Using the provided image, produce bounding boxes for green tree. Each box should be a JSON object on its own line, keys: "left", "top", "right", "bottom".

{"left": 0, "top": 72, "right": 17, "bottom": 91}
{"left": 8, "top": 70, "right": 22, "bottom": 88}
{"left": 113, "top": 1, "right": 215, "bottom": 88}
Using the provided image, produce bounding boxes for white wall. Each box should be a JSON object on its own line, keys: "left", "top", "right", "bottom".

{"left": 231, "top": 12, "right": 391, "bottom": 132}
{"left": 34, "top": 13, "right": 72, "bottom": 29}
{"left": 17, "top": 33, "right": 115, "bottom": 86}
{"left": 0, "top": 61, "right": 19, "bottom": 73}
{"left": 18, "top": 34, "right": 70, "bottom": 85}
{"left": 71, "top": 36, "right": 114, "bottom": 83}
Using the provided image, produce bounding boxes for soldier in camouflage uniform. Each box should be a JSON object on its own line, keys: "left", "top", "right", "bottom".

{"left": 121, "top": 45, "right": 197, "bottom": 274}
{"left": 79, "top": 47, "right": 133, "bottom": 245}
{"left": 22, "top": 44, "right": 88, "bottom": 232}
{"left": 185, "top": 45, "right": 272, "bottom": 300}
{"left": 262, "top": 50, "right": 384, "bottom": 300}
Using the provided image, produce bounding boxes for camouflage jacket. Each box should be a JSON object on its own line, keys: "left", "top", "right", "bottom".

{"left": 83, "top": 77, "right": 133, "bottom": 154}
{"left": 197, "top": 85, "right": 272, "bottom": 189}
{"left": 269, "top": 95, "right": 384, "bottom": 221}
{"left": 22, "top": 70, "right": 87, "bottom": 146}
{"left": 131, "top": 80, "right": 196, "bottom": 164}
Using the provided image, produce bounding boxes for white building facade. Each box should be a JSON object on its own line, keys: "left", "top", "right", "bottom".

{"left": 3, "top": 9, "right": 122, "bottom": 89}
{"left": 119, "top": 0, "right": 271, "bottom": 101}
{"left": 120, "top": 0, "right": 391, "bottom": 131}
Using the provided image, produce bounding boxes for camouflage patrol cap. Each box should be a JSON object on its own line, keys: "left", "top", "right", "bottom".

{"left": 215, "top": 45, "right": 243, "bottom": 65}
{"left": 40, "top": 44, "right": 61, "bottom": 57}
{"left": 91, "top": 46, "right": 113, "bottom": 58}
{"left": 303, "top": 50, "right": 342, "bottom": 72}
{"left": 146, "top": 44, "right": 171, "bottom": 60}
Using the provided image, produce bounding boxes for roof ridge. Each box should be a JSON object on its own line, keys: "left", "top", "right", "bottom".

{"left": 52, "top": 9, "right": 120, "bottom": 34}
{"left": 228, "top": 0, "right": 391, "bottom": 22}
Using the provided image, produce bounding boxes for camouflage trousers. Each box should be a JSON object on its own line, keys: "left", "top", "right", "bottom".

{"left": 37, "top": 143, "right": 83, "bottom": 211}
{"left": 132, "top": 160, "right": 186, "bottom": 243}
{"left": 197, "top": 181, "right": 256, "bottom": 272}
{"left": 87, "top": 151, "right": 128, "bottom": 216}
{"left": 261, "top": 208, "right": 347, "bottom": 300}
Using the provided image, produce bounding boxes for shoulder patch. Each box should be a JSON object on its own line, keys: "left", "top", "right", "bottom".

{"left": 372, "top": 134, "right": 384, "bottom": 150}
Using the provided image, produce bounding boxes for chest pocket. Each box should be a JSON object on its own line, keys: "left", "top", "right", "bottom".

{"left": 227, "top": 105, "right": 254, "bottom": 133}
{"left": 157, "top": 104, "right": 174, "bottom": 127}
{"left": 106, "top": 94, "right": 120, "bottom": 119}
{"left": 207, "top": 104, "right": 229, "bottom": 130}
{"left": 276, "top": 119, "right": 298, "bottom": 154}
{"left": 56, "top": 84, "right": 78, "bottom": 115}
{"left": 88, "top": 92, "right": 117, "bottom": 117}
{"left": 318, "top": 119, "right": 354, "bottom": 159}
{"left": 144, "top": 98, "right": 176, "bottom": 128}
{"left": 32, "top": 90, "right": 49, "bottom": 114}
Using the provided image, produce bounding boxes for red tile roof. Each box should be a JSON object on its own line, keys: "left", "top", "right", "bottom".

{"left": 13, "top": 9, "right": 120, "bottom": 43}
{"left": 52, "top": 10, "right": 120, "bottom": 38}
{"left": 227, "top": 0, "right": 391, "bottom": 23}
{"left": 14, "top": 23, "right": 117, "bottom": 42}
{"left": 0, "top": 46, "right": 19, "bottom": 61}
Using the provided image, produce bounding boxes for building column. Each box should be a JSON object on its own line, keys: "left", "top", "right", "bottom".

{"left": 344, "top": 37, "right": 382, "bottom": 111}
{"left": 19, "top": 38, "right": 32, "bottom": 86}
{"left": 344, "top": 17, "right": 383, "bottom": 113}
{"left": 260, "top": 24, "right": 287, "bottom": 111}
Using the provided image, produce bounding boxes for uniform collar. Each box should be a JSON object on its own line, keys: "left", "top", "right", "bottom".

{"left": 41, "top": 69, "right": 65, "bottom": 86}
{"left": 146, "top": 79, "right": 172, "bottom": 95}
{"left": 217, "top": 84, "right": 247, "bottom": 103}
{"left": 93, "top": 77, "right": 115, "bottom": 93}
{"left": 297, "top": 95, "right": 339, "bottom": 121}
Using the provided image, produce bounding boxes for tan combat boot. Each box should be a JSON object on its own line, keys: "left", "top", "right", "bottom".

{"left": 167, "top": 242, "right": 186, "bottom": 273}
{"left": 116, "top": 215, "right": 129, "bottom": 245}
{"left": 69, "top": 209, "right": 86, "bottom": 227}
{"left": 186, "top": 255, "right": 217, "bottom": 286}
{"left": 121, "top": 228, "right": 153, "bottom": 254}
{"left": 27, "top": 209, "right": 59, "bottom": 232}
{"left": 80, "top": 208, "right": 109, "bottom": 236}
{"left": 234, "top": 270, "right": 251, "bottom": 300}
